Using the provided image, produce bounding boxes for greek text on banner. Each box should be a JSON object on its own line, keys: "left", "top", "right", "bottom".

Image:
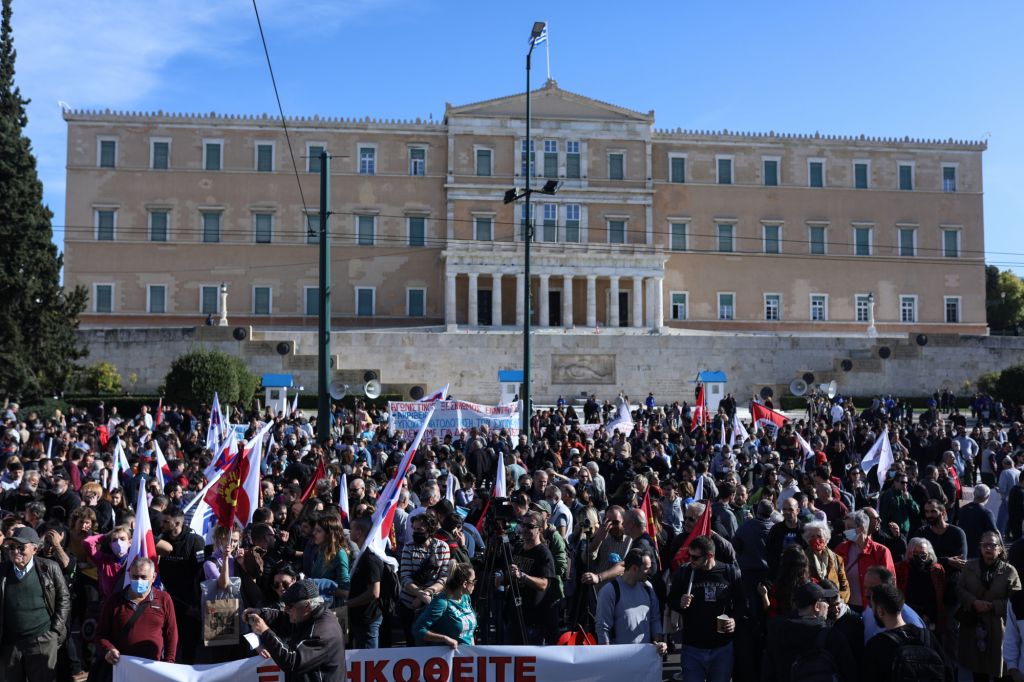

{"left": 387, "top": 399, "right": 520, "bottom": 442}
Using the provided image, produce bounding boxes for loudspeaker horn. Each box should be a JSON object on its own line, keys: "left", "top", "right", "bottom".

{"left": 759, "top": 386, "right": 774, "bottom": 400}
{"left": 790, "top": 379, "right": 808, "bottom": 396}
{"left": 825, "top": 380, "right": 838, "bottom": 399}
{"left": 364, "top": 380, "right": 382, "bottom": 399}
{"left": 328, "top": 379, "right": 348, "bottom": 400}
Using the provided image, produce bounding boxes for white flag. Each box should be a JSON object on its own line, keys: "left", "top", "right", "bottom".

{"left": 693, "top": 474, "right": 704, "bottom": 502}
{"left": 796, "top": 432, "right": 817, "bottom": 463}
{"left": 607, "top": 398, "right": 634, "bottom": 436}
{"left": 445, "top": 471, "right": 460, "bottom": 505}
{"left": 860, "top": 428, "right": 895, "bottom": 486}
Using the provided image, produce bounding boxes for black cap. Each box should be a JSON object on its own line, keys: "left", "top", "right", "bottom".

{"left": 52, "top": 469, "right": 69, "bottom": 481}
{"left": 793, "top": 581, "right": 838, "bottom": 608}
{"left": 281, "top": 579, "right": 319, "bottom": 605}
{"left": 8, "top": 526, "right": 41, "bottom": 546}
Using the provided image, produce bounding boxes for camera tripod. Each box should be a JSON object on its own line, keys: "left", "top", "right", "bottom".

{"left": 474, "top": 533, "right": 527, "bottom": 645}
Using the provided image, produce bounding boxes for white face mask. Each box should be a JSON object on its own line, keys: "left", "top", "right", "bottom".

{"left": 113, "top": 539, "right": 130, "bottom": 556}
{"left": 843, "top": 528, "right": 859, "bottom": 542}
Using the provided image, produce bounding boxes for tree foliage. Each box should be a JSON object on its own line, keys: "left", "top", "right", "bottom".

{"left": 995, "top": 365, "right": 1024, "bottom": 406}
{"left": 164, "top": 349, "right": 259, "bottom": 409}
{"left": 986, "top": 265, "right": 1024, "bottom": 332}
{"left": 80, "top": 361, "right": 122, "bottom": 394}
{"left": 0, "top": 0, "right": 87, "bottom": 401}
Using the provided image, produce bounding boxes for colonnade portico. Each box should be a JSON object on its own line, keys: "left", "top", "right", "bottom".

{"left": 441, "top": 244, "right": 668, "bottom": 332}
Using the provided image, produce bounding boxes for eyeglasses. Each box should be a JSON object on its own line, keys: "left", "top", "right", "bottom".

{"left": 3, "top": 545, "right": 29, "bottom": 554}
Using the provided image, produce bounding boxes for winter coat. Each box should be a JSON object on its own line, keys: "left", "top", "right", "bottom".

{"left": 957, "top": 557, "right": 1021, "bottom": 677}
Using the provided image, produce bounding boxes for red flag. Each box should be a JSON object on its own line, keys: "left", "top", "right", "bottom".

{"left": 203, "top": 454, "right": 245, "bottom": 528}
{"left": 640, "top": 488, "right": 661, "bottom": 571}
{"left": 751, "top": 402, "right": 788, "bottom": 433}
{"left": 300, "top": 456, "right": 327, "bottom": 503}
{"left": 155, "top": 398, "right": 163, "bottom": 426}
{"left": 671, "top": 501, "right": 712, "bottom": 571}
{"left": 692, "top": 384, "right": 708, "bottom": 431}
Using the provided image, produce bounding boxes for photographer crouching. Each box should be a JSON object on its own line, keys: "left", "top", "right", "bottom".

{"left": 244, "top": 578, "right": 345, "bottom": 682}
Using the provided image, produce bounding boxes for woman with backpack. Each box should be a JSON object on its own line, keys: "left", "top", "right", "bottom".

{"left": 957, "top": 530, "right": 1021, "bottom": 681}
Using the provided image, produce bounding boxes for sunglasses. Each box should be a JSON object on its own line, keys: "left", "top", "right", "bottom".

{"left": 274, "top": 581, "right": 294, "bottom": 589}
{"left": 3, "top": 544, "right": 29, "bottom": 554}
{"left": 520, "top": 523, "right": 538, "bottom": 529}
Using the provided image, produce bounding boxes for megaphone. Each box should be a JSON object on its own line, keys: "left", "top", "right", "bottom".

{"left": 328, "top": 379, "right": 348, "bottom": 400}
{"left": 364, "top": 380, "right": 382, "bottom": 399}
{"left": 789, "top": 379, "right": 808, "bottom": 396}
{"left": 825, "top": 380, "right": 838, "bottom": 399}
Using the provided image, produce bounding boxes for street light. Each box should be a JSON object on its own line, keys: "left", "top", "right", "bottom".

{"left": 867, "top": 292, "right": 877, "bottom": 338}
{"left": 502, "top": 22, "right": 552, "bottom": 446}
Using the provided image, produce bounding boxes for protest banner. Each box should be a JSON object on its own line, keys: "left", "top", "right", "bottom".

{"left": 115, "top": 643, "right": 661, "bottom": 682}
{"left": 387, "top": 399, "right": 520, "bottom": 442}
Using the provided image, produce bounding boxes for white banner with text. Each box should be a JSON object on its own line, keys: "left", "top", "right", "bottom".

{"left": 387, "top": 399, "right": 520, "bottom": 442}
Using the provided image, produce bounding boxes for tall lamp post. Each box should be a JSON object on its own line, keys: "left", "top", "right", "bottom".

{"left": 503, "top": 21, "right": 557, "bottom": 446}
{"left": 317, "top": 149, "right": 332, "bottom": 444}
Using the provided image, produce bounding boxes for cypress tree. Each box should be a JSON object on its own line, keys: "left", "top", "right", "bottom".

{"left": 0, "top": 0, "right": 88, "bottom": 401}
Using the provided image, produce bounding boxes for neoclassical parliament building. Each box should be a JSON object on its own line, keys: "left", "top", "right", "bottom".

{"left": 63, "top": 80, "right": 988, "bottom": 336}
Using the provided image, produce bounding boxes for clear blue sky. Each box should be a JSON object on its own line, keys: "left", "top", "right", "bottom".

{"left": 11, "top": 0, "right": 1024, "bottom": 272}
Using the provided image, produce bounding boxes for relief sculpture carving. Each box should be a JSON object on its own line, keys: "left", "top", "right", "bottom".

{"left": 551, "top": 354, "right": 616, "bottom": 385}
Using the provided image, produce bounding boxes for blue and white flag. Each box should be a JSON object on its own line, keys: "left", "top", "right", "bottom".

{"left": 530, "top": 24, "right": 548, "bottom": 46}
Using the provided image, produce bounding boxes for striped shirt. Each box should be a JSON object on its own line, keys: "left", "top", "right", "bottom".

{"left": 398, "top": 538, "right": 451, "bottom": 609}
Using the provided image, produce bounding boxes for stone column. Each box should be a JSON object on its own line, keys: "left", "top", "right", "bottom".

{"left": 609, "top": 276, "right": 619, "bottom": 328}
{"left": 653, "top": 276, "right": 664, "bottom": 330}
{"left": 445, "top": 272, "right": 457, "bottom": 328}
{"left": 632, "top": 276, "right": 644, "bottom": 328}
{"left": 467, "top": 272, "right": 478, "bottom": 327}
{"left": 538, "top": 274, "right": 550, "bottom": 328}
{"left": 586, "top": 275, "right": 597, "bottom": 328}
{"left": 515, "top": 273, "right": 525, "bottom": 326}
{"left": 562, "top": 274, "right": 574, "bottom": 327}
{"left": 491, "top": 273, "right": 503, "bottom": 327}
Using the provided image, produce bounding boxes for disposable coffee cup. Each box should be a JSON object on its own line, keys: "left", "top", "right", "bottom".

{"left": 716, "top": 615, "right": 730, "bottom": 633}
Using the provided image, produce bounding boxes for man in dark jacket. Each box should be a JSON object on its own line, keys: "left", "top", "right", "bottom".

{"left": 0, "top": 526, "right": 72, "bottom": 680}
{"left": 762, "top": 581, "right": 856, "bottom": 682}
{"left": 247, "top": 579, "right": 345, "bottom": 682}
{"left": 733, "top": 500, "right": 774, "bottom": 616}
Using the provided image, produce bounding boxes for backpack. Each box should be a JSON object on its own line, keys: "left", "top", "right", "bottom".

{"left": 378, "top": 560, "right": 402, "bottom": 617}
{"left": 789, "top": 628, "right": 839, "bottom": 682}
{"left": 609, "top": 578, "right": 655, "bottom": 641}
{"left": 884, "top": 627, "right": 948, "bottom": 681}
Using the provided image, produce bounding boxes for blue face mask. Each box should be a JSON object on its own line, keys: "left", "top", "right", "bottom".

{"left": 130, "top": 578, "right": 150, "bottom": 595}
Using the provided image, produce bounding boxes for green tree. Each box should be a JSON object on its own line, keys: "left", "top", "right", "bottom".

{"left": 81, "top": 361, "right": 122, "bottom": 394}
{"left": 996, "top": 365, "right": 1024, "bottom": 405}
{"left": 164, "top": 349, "right": 258, "bottom": 409}
{"left": 0, "top": 0, "right": 87, "bottom": 401}
{"left": 986, "top": 265, "right": 1024, "bottom": 332}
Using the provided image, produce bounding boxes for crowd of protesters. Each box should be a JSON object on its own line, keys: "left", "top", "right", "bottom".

{"left": 0, "top": 388, "right": 1023, "bottom": 682}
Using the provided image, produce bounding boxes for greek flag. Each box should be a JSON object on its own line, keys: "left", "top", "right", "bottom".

{"left": 531, "top": 25, "right": 548, "bottom": 46}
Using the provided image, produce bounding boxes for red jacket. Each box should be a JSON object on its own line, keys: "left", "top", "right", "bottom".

{"left": 96, "top": 588, "right": 178, "bottom": 663}
{"left": 835, "top": 537, "right": 895, "bottom": 608}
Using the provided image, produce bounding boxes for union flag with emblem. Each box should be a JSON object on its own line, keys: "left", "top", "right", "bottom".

{"left": 204, "top": 422, "right": 272, "bottom": 528}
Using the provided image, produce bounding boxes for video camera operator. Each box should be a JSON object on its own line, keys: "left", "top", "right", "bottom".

{"left": 498, "top": 510, "right": 555, "bottom": 645}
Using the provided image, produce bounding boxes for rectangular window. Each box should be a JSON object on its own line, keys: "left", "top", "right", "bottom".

{"left": 670, "top": 292, "right": 688, "bottom": 320}
{"left": 408, "top": 147, "right": 426, "bottom": 176}
{"left": 717, "top": 223, "right": 734, "bottom": 252}
{"left": 898, "top": 163, "right": 914, "bottom": 190}
{"left": 543, "top": 140, "right": 557, "bottom": 178}
{"left": 475, "top": 148, "right": 492, "bottom": 177}
{"left": 943, "top": 229, "right": 960, "bottom": 258}
{"left": 945, "top": 297, "right": 961, "bottom": 324}
{"left": 670, "top": 222, "right": 688, "bottom": 251}
{"left": 764, "top": 294, "right": 781, "bottom": 321}
{"left": 98, "top": 139, "right": 116, "bottom": 168}
{"left": 717, "top": 157, "right": 733, "bottom": 185}
{"left": 520, "top": 140, "right": 535, "bottom": 177}
{"left": 854, "top": 162, "right": 869, "bottom": 189}
{"left": 810, "top": 294, "right": 828, "bottom": 321}
{"left": 718, "top": 293, "right": 735, "bottom": 320}
{"left": 608, "top": 153, "right": 624, "bottom": 180}
{"left": 151, "top": 140, "right": 169, "bottom": 170}
{"left": 408, "top": 216, "right": 425, "bottom": 246}
{"left": 149, "top": 210, "right": 168, "bottom": 242}
{"left": 308, "top": 145, "right": 324, "bottom": 173}
{"left": 96, "top": 210, "right": 115, "bottom": 241}
{"left": 358, "top": 146, "right": 376, "bottom": 175}
{"left": 763, "top": 224, "right": 781, "bottom": 254}
{"left": 356, "top": 288, "right": 375, "bottom": 317}
{"left": 255, "top": 213, "right": 273, "bottom": 244}
{"left": 304, "top": 287, "right": 318, "bottom": 316}
{"left": 670, "top": 156, "right": 686, "bottom": 183}
{"left": 256, "top": 143, "right": 274, "bottom": 172}
{"left": 855, "top": 295, "right": 871, "bottom": 322}
{"left": 608, "top": 219, "right": 626, "bottom": 244}
{"left": 94, "top": 284, "right": 113, "bottom": 313}
{"left": 474, "top": 216, "right": 493, "bottom": 241}
{"left": 763, "top": 159, "right": 779, "bottom": 186}
{"left": 809, "top": 160, "right": 824, "bottom": 187}
{"left": 808, "top": 226, "right": 826, "bottom": 254}
{"left": 565, "top": 205, "right": 580, "bottom": 243}
{"left": 253, "top": 286, "right": 271, "bottom": 315}
{"left": 900, "top": 296, "right": 917, "bottom": 323}
{"left": 200, "top": 286, "right": 219, "bottom": 315}
{"left": 943, "top": 165, "right": 957, "bottom": 192}
{"left": 202, "top": 212, "right": 221, "bottom": 243}
{"left": 898, "top": 227, "right": 916, "bottom": 257}
{"left": 542, "top": 204, "right": 557, "bottom": 242}
{"left": 565, "top": 141, "right": 581, "bottom": 179}
{"left": 147, "top": 285, "right": 166, "bottom": 314}
{"left": 357, "top": 215, "right": 375, "bottom": 246}
{"left": 854, "top": 227, "right": 871, "bottom": 256}
{"left": 306, "top": 213, "right": 319, "bottom": 245}
{"left": 204, "top": 142, "right": 222, "bottom": 171}
{"left": 407, "top": 288, "right": 426, "bottom": 317}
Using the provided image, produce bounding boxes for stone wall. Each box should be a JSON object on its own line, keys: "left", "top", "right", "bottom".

{"left": 79, "top": 326, "right": 1024, "bottom": 404}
